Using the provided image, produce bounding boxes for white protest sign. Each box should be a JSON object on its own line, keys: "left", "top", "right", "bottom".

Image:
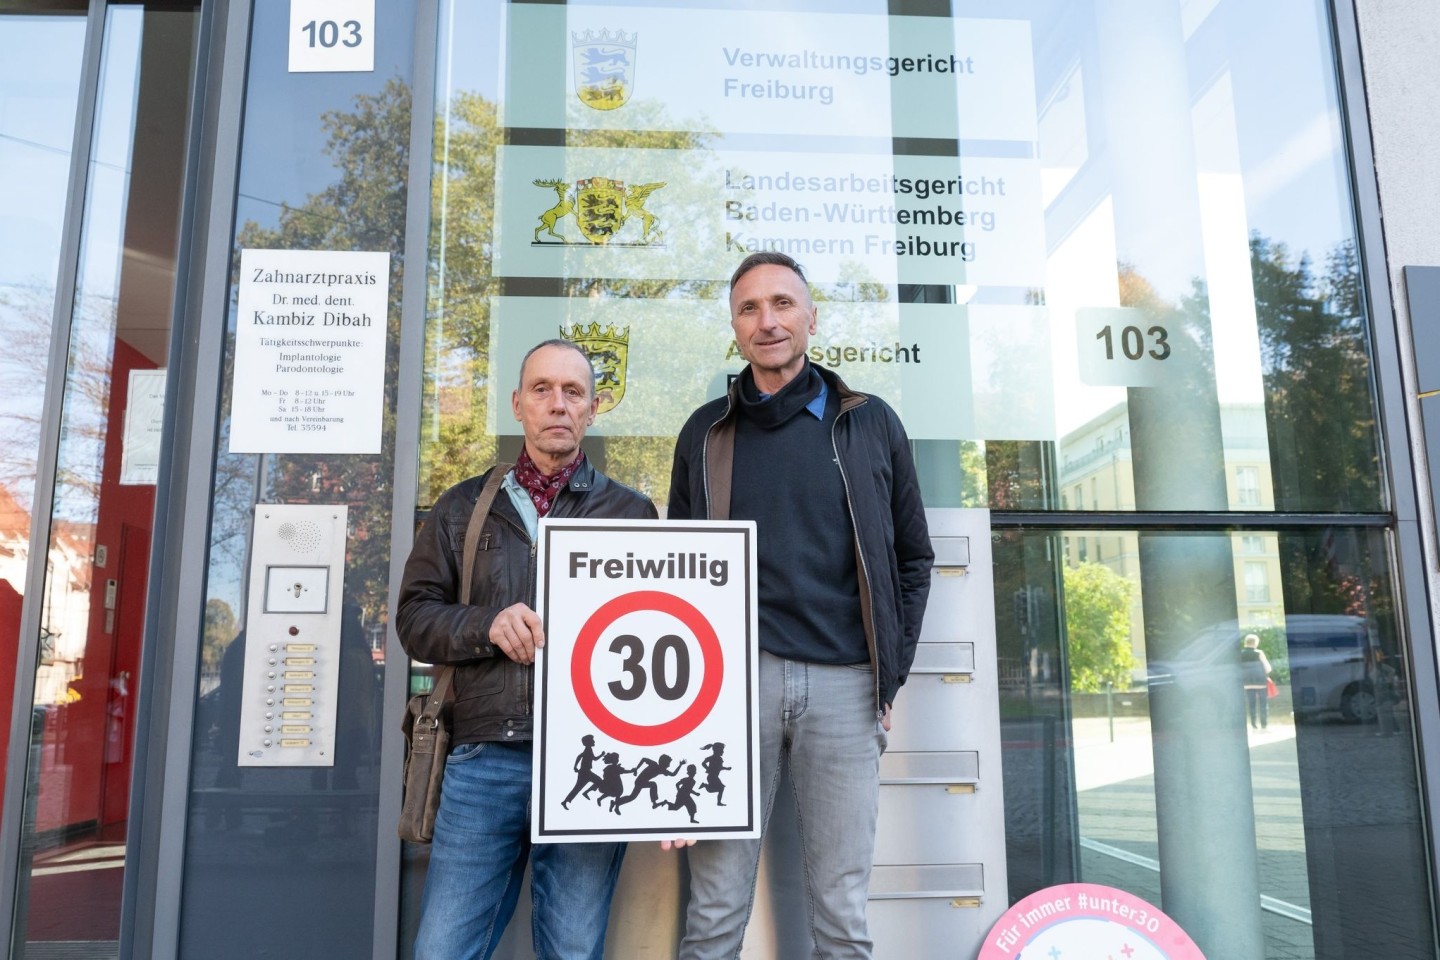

{"left": 533, "top": 519, "right": 759, "bottom": 843}
{"left": 288, "top": 0, "right": 375, "bottom": 73}
{"left": 230, "top": 249, "right": 389, "bottom": 454}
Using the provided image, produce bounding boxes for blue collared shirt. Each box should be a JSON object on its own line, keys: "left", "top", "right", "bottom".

{"left": 500, "top": 468, "right": 539, "bottom": 540}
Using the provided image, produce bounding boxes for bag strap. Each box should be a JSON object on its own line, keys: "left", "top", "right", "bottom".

{"left": 461, "top": 464, "right": 511, "bottom": 606}
{"left": 423, "top": 463, "right": 512, "bottom": 718}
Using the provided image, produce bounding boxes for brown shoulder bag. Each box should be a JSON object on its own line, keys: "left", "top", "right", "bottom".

{"left": 397, "top": 464, "right": 510, "bottom": 843}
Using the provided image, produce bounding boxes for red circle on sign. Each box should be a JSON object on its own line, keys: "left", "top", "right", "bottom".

{"left": 571, "top": 590, "right": 724, "bottom": 746}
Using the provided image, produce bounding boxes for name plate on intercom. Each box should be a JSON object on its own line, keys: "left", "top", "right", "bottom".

{"left": 237, "top": 504, "right": 348, "bottom": 766}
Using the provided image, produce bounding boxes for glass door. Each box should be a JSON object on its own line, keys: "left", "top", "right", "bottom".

{"left": 0, "top": 2, "right": 88, "bottom": 840}
{"left": 10, "top": 3, "right": 197, "bottom": 954}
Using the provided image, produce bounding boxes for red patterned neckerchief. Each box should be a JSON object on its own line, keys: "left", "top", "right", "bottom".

{"left": 514, "top": 448, "right": 584, "bottom": 517}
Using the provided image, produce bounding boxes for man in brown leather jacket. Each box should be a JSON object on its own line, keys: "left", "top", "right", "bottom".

{"left": 397, "top": 339, "right": 656, "bottom": 960}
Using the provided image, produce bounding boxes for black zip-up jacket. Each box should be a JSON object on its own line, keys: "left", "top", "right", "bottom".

{"left": 396, "top": 459, "right": 657, "bottom": 745}
{"left": 667, "top": 363, "right": 933, "bottom": 712}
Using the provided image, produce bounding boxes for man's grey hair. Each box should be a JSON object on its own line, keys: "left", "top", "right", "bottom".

{"left": 517, "top": 338, "right": 595, "bottom": 399}
{"left": 729, "top": 251, "right": 810, "bottom": 295}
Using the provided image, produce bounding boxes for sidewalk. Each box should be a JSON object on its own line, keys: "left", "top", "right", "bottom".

{"left": 1070, "top": 713, "right": 1296, "bottom": 792}
{"left": 1071, "top": 710, "right": 1315, "bottom": 959}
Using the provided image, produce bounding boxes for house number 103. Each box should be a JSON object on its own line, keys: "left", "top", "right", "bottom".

{"left": 1095, "top": 324, "right": 1171, "bottom": 361}
{"left": 301, "top": 19, "right": 363, "bottom": 49}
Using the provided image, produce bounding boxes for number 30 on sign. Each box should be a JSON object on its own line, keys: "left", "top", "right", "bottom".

{"left": 288, "top": 0, "right": 374, "bottom": 73}
{"left": 533, "top": 519, "right": 759, "bottom": 843}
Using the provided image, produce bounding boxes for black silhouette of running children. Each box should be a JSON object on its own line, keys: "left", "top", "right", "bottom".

{"left": 667, "top": 764, "right": 700, "bottom": 824}
{"left": 595, "top": 752, "right": 628, "bottom": 814}
{"left": 613, "top": 753, "right": 683, "bottom": 812}
{"left": 561, "top": 734, "right": 604, "bottom": 809}
{"left": 700, "top": 742, "right": 731, "bottom": 806}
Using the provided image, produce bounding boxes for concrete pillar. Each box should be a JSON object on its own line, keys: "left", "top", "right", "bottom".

{"left": 1092, "top": 3, "right": 1265, "bottom": 956}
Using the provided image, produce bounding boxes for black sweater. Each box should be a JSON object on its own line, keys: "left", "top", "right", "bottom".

{"left": 730, "top": 366, "right": 866, "bottom": 664}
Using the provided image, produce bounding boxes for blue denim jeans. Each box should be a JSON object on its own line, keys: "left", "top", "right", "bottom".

{"left": 414, "top": 741, "right": 625, "bottom": 960}
{"left": 681, "top": 651, "right": 886, "bottom": 960}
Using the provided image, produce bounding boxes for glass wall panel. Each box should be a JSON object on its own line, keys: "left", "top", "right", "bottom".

{"left": 421, "top": 0, "right": 1384, "bottom": 517}
{"left": 179, "top": 2, "right": 417, "bottom": 956}
{"left": 13, "top": 3, "right": 198, "bottom": 953}
{"left": 997, "top": 526, "right": 1433, "bottom": 959}
{"left": 0, "top": 7, "right": 86, "bottom": 829}
{"left": 415, "top": 2, "right": 1421, "bottom": 958}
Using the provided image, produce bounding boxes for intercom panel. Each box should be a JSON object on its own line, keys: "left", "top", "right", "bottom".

{"left": 237, "top": 504, "right": 348, "bottom": 767}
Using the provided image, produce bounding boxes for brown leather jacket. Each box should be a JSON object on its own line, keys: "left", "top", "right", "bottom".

{"left": 396, "top": 460, "right": 657, "bottom": 745}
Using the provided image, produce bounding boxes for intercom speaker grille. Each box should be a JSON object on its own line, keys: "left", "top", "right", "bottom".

{"left": 276, "top": 520, "right": 323, "bottom": 553}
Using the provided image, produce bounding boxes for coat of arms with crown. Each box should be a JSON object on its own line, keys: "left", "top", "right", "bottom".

{"left": 572, "top": 29, "right": 636, "bottom": 111}
{"left": 561, "top": 323, "right": 630, "bottom": 414}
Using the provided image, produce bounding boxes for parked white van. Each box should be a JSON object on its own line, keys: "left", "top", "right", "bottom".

{"left": 1284, "top": 614, "right": 1377, "bottom": 722}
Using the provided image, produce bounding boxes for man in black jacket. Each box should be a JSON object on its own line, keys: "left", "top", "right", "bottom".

{"left": 397, "top": 339, "right": 656, "bottom": 960}
{"left": 668, "top": 252, "right": 933, "bottom": 959}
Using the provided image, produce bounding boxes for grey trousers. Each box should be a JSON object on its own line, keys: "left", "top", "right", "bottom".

{"left": 680, "top": 650, "right": 887, "bottom": 960}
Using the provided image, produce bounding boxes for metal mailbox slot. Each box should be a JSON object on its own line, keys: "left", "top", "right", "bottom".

{"left": 877, "top": 785, "right": 985, "bottom": 865}
{"left": 880, "top": 750, "right": 980, "bottom": 785}
{"left": 889, "top": 679, "right": 980, "bottom": 753}
{"left": 877, "top": 751, "right": 985, "bottom": 865}
{"left": 931, "top": 535, "right": 971, "bottom": 571}
{"left": 909, "top": 641, "right": 976, "bottom": 678}
{"left": 871, "top": 862, "right": 984, "bottom": 900}
{"left": 871, "top": 863, "right": 988, "bottom": 960}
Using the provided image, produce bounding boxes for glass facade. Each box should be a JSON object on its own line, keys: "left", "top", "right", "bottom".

{"left": 0, "top": 0, "right": 1435, "bottom": 958}
{"left": 420, "top": 0, "right": 1384, "bottom": 523}
{"left": 176, "top": 1, "right": 417, "bottom": 956}
{"left": 2, "top": 2, "right": 197, "bottom": 953}
{"left": 999, "top": 526, "right": 1429, "bottom": 957}
{"left": 0, "top": 7, "right": 87, "bottom": 833}
{"left": 413, "top": 2, "right": 1429, "bottom": 958}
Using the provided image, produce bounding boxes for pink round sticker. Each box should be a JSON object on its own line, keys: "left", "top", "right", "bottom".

{"left": 977, "top": 883, "right": 1206, "bottom": 960}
